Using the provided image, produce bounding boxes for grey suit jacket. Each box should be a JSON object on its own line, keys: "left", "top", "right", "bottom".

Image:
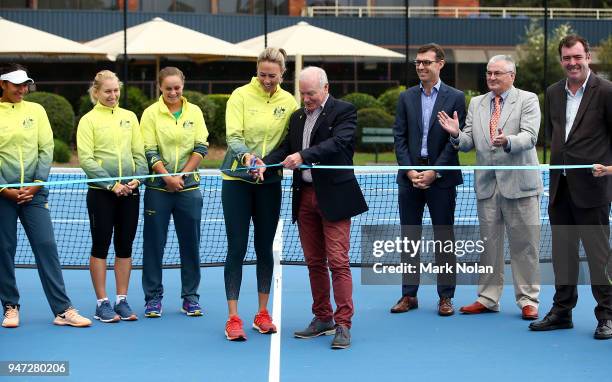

{"left": 454, "top": 86, "right": 543, "bottom": 200}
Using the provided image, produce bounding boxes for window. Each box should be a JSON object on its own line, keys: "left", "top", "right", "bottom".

{"left": 36, "top": 0, "right": 117, "bottom": 10}
{"left": 0, "top": 0, "right": 28, "bottom": 8}
{"left": 219, "top": 0, "right": 288, "bottom": 15}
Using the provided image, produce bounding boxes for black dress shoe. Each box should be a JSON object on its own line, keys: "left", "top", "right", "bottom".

{"left": 529, "top": 312, "right": 573, "bottom": 331}
{"left": 594, "top": 319, "right": 612, "bottom": 340}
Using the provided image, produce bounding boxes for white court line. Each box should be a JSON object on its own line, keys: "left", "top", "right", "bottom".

{"left": 269, "top": 219, "right": 283, "bottom": 382}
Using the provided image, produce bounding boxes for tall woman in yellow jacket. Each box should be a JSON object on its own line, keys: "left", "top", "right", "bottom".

{"left": 141, "top": 67, "right": 209, "bottom": 318}
{"left": 221, "top": 48, "right": 298, "bottom": 341}
{"left": 77, "top": 70, "right": 148, "bottom": 323}
{"left": 0, "top": 64, "right": 91, "bottom": 328}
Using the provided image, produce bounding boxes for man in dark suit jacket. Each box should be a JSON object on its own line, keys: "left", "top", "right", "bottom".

{"left": 390, "top": 44, "right": 466, "bottom": 316}
{"left": 262, "top": 66, "right": 368, "bottom": 349}
{"left": 529, "top": 35, "right": 612, "bottom": 339}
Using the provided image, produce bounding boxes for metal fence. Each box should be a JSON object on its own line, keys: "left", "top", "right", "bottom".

{"left": 304, "top": 6, "right": 612, "bottom": 19}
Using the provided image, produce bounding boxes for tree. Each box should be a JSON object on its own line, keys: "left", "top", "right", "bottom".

{"left": 598, "top": 35, "right": 612, "bottom": 80}
{"left": 514, "top": 21, "right": 573, "bottom": 95}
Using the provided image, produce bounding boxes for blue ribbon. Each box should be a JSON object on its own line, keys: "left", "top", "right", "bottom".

{"left": 0, "top": 164, "right": 597, "bottom": 189}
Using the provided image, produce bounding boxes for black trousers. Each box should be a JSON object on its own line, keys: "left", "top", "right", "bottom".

{"left": 86, "top": 188, "right": 140, "bottom": 259}
{"left": 549, "top": 176, "right": 612, "bottom": 320}
{"left": 221, "top": 180, "right": 281, "bottom": 300}
{"left": 398, "top": 182, "right": 457, "bottom": 298}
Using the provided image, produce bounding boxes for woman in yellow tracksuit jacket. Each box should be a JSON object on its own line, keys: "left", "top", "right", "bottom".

{"left": 77, "top": 70, "right": 148, "bottom": 323}
{"left": 140, "top": 67, "right": 209, "bottom": 318}
{"left": 221, "top": 48, "right": 299, "bottom": 341}
{"left": 0, "top": 64, "right": 91, "bottom": 328}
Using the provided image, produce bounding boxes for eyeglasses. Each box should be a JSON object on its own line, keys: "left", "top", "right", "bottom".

{"left": 413, "top": 60, "right": 440, "bottom": 67}
{"left": 485, "top": 71, "right": 513, "bottom": 78}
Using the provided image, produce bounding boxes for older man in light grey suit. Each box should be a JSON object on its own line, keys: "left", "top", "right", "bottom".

{"left": 437, "top": 55, "right": 542, "bottom": 320}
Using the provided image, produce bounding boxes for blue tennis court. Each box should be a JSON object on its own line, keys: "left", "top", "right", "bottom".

{"left": 3, "top": 169, "right": 610, "bottom": 381}
{"left": 2, "top": 267, "right": 609, "bottom": 381}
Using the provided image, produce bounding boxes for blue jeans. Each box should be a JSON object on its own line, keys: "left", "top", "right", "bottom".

{"left": 0, "top": 190, "right": 72, "bottom": 316}
{"left": 142, "top": 188, "right": 203, "bottom": 303}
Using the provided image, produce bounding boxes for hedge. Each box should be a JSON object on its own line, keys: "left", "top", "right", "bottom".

{"left": 341, "top": 92, "right": 383, "bottom": 111}
{"left": 124, "top": 86, "right": 150, "bottom": 119}
{"left": 24, "top": 91, "right": 75, "bottom": 144}
{"left": 206, "top": 94, "right": 230, "bottom": 147}
{"left": 182, "top": 90, "right": 220, "bottom": 145}
{"left": 377, "top": 86, "right": 406, "bottom": 116}
{"left": 356, "top": 107, "right": 395, "bottom": 152}
{"left": 53, "top": 139, "right": 71, "bottom": 163}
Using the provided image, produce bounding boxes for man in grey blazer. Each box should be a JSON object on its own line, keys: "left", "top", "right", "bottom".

{"left": 437, "top": 55, "right": 542, "bottom": 320}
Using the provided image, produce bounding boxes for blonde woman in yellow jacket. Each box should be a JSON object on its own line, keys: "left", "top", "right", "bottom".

{"left": 77, "top": 70, "right": 148, "bottom": 323}
{"left": 140, "top": 67, "right": 209, "bottom": 318}
{"left": 0, "top": 64, "right": 91, "bottom": 328}
{"left": 221, "top": 48, "right": 299, "bottom": 341}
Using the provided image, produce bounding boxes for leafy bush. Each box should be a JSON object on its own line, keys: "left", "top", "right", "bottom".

{"left": 141, "top": 98, "right": 156, "bottom": 110}
{"left": 356, "top": 107, "right": 395, "bottom": 152}
{"left": 537, "top": 92, "right": 546, "bottom": 147}
{"left": 124, "top": 86, "right": 150, "bottom": 119}
{"left": 24, "top": 91, "right": 75, "bottom": 144}
{"left": 182, "top": 90, "right": 220, "bottom": 145}
{"left": 78, "top": 94, "right": 93, "bottom": 118}
{"left": 341, "top": 92, "right": 383, "bottom": 111}
{"left": 464, "top": 90, "right": 480, "bottom": 108}
{"left": 207, "top": 94, "right": 231, "bottom": 147}
{"left": 377, "top": 86, "right": 406, "bottom": 116}
{"left": 515, "top": 21, "right": 572, "bottom": 95}
{"left": 53, "top": 139, "right": 71, "bottom": 163}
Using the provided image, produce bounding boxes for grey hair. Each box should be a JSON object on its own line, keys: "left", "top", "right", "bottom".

{"left": 488, "top": 55, "right": 516, "bottom": 73}
{"left": 299, "top": 66, "right": 328, "bottom": 89}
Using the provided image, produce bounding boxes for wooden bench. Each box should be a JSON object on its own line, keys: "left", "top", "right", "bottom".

{"left": 361, "top": 127, "right": 394, "bottom": 163}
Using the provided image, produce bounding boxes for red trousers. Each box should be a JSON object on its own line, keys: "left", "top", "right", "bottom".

{"left": 297, "top": 186, "right": 354, "bottom": 328}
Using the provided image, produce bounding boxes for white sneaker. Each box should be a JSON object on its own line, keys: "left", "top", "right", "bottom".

{"left": 2, "top": 305, "right": 19, "bottom": 328}
{"left": 53, "top": 307, "right": 92, "bottom": 327}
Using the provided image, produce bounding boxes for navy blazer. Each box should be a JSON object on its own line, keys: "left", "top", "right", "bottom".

{"left": 393, "top": 82, "right": 466, "bottom": 188}
{"left": 264, "top": 96, "right": 368, "bottom": 223}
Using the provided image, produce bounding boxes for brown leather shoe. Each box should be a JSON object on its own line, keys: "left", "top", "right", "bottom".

{"left": 521, "top": 305, "right": 538, "bottom": 320}
{"left": 459, "top": 301, "right": 495, "bottom": 314}
{"left": 438, "top": 297, "right": 454, "bottom": 316}
{"left": 390, "top": 296, "right": 418, "bottom": 313}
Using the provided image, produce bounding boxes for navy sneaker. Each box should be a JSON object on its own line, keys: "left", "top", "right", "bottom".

{"left": 114, "top": 299, "right": 138, "bottom": 321}
{"left": 180, "top": 299, "right": 203, "bottom": 316}
{"left": 94, "top": 300, "right": 120, "bottom": 323}
{"left": 144, "top": 297, "right": 162, "bottom": 318}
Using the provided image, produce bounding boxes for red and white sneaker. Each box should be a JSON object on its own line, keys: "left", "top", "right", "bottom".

{"left": 225, "top": 315, "right": 247, "bottom": 341}
{"left": 253, "top": 309, "right": 277, "bottom": 334}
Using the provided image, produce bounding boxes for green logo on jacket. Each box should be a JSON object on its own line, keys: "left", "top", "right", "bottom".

{"left": 183, "top": 120, "right": 194, "bottom": 129}
{"left": 22, "top": 117, "right": 34, "bottom": 129}
{"left": 120, "top": 120, "right": 131, "bottom": 129}
{"left": 273, "top": 106, "right": 287, "bottom": 120}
